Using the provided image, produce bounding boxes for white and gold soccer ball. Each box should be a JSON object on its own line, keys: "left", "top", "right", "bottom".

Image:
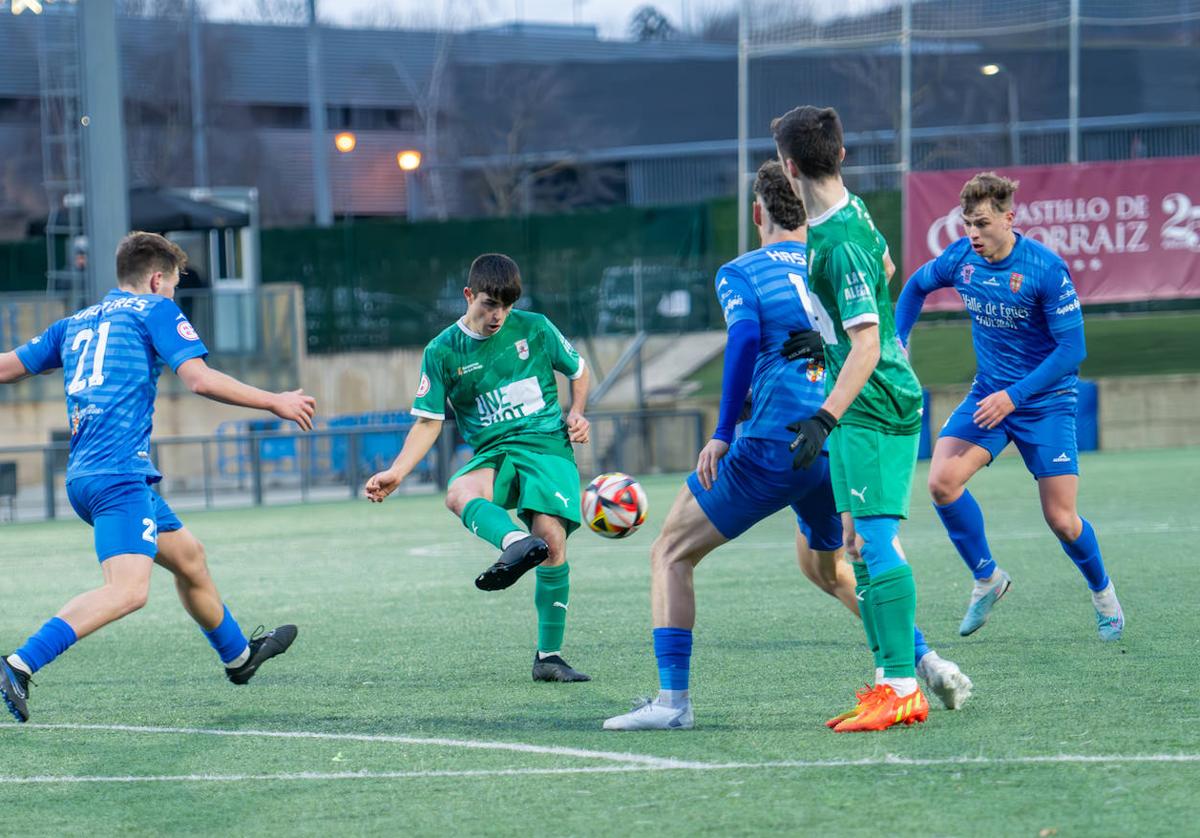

{"left": 582, "top": 472, "right": 649, "bottom": 539}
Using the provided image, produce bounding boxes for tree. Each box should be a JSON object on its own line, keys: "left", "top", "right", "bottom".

{"left": 628, "top": 5, "right": 675, "bottom": 41}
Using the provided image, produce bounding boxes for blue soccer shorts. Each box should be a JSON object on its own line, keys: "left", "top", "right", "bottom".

{"left": 686, "top": 436, "right": 842, "bottom": 549}
{"left": 66, "top": 475, "right": 183, "bottom": 562}
{"left": 940, "top": 388, "right": 1080, "bottom": 479}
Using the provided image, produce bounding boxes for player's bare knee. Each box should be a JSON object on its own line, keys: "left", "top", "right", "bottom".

{"left": 1044, "top": 509, "right": 1080, "bottom": 541}
{"left": 113, "top": 580, "right": 150, "bottom": 616}
{"left": 928, "top": 472, "right": 962, "bottom": 506}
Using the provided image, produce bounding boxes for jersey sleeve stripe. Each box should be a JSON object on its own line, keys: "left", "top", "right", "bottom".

{"left": 410, "top": 407, "right": 445, "bottom": 420}
{"left": 842, "top": 312, "right": 880, "bottom": 330}
{"left": 568, "top": 356, "right": 586, "bottom": 380}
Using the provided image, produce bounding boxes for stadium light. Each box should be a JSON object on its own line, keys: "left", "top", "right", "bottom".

{"left": 980, "top": 64, "right": 1020, "bottom": 165}
{"left": 334, "top": 131, "right": 356, "bottom": 153}
{"left": 396, "top": 150, "right": 422, "bottom": 171}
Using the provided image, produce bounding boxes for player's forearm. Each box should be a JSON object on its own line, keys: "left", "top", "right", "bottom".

{"left": 567, "top": 364, "right": 590, "bottom": 415}
{"left": 1007, "top": 324, "right": 1087, "bottom": 407}
{"left": 820, "top": 327, "right": 880, "bottom": 421}
{"left": 188, "top": 367, "right": 278, "bottom": 411}
{"left": 714, "top": 319, "right": 759, "bottom": 442}
{"left": 0, "top": 351, "right": 31, "bottom": 384}
{"left": 894, "top": 263, "right": 936, "bottom": 345}
{"left": 387, "top": 419, "right": 442, "bottom": 480}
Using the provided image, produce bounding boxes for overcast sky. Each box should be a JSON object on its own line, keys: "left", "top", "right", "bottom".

{"left": 205, "top": 0, "right": 731, "bottom": 38}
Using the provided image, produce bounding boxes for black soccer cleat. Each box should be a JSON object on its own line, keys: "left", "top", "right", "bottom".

{"left": 226, "top": 624, "right": 298, "bottom": 685}
{"left": 0, "top": 657, "right": 31, "bottom": 723}
{"left": 475, "top": 536, "right": 549, "bottom": 592}
{"left": 532, "top": 653, "right": 591, "bottom": 683}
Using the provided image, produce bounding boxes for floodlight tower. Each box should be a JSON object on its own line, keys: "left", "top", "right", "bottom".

{"left": 78, "top": 0, "right": 130, "bottom": 304}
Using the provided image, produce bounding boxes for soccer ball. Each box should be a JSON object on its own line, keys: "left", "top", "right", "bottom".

{"left": 582, "top": 472, "right": 649, "bottom": 538}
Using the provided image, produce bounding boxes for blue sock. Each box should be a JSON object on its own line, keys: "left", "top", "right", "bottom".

{"left": 1060, "top": 518, "right": 1109, "bottom": 592}
{"left": 652, "top": 627, "right": 692, "bottom": 692}
{"left": 934, "top": 490, "right": 996, "bottom": 580}
{"left": 203, "top": 605, "right": 250, "bottom": 665}
{"left": 912, "top": 624, "right": 930, "bottom": 665}
{"left": 856, "top": 516, "right": 906, "bottom": 577}
{"left": 13, "top": 617, "right": 77, "bottom": 674}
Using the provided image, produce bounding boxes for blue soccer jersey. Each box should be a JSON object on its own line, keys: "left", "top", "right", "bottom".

{"left": 716, "top": 241, "right": 826, "bottom": 442}
{"left": 924, "top": 234, "right": 1084, "bottom": 408}
{"left": 15, "top": 290, "right": 209, "bottom": 481}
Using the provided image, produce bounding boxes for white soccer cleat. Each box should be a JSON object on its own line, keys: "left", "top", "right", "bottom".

{"left": 959, "top": 569, "right": 1012, "bottom": 636}
{"left": 916, "top": 650, "right": 973, "bottom": 710}
{"left": 603, "top": 697, "right": 694, "bottom": 731}
{"left": 1092, "top": 581, "right": 1125, "bottom": 642}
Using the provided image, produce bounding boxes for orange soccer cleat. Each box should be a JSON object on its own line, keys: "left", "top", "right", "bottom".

{"left": 833, "top": 685, "right": 928, "bottom": 733}
{"left": 825, "top": 684, "right": 883, "bottom": 729}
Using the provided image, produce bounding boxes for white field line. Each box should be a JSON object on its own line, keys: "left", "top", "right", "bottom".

{"left": 1, "top": 753, "right": 1200, "bottom": 785}
{"left": 8, "top": 722, "right": 708, "bottom": 769}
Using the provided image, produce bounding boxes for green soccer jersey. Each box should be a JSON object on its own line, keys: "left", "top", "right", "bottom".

{"left": 804, "top": 190, "right": 923, "bottom": 434}
{"left": 411, "top": 309, "right": 585, "bottom": 454}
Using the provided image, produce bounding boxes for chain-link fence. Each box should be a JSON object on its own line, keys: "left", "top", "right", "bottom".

{"left": 737, "top": 0, "right": 1200, "bottom": 249}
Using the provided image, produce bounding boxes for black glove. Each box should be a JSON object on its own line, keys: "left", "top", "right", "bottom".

{"left": 780, "top": 329, "right": 825, "bottom": 363}
{"left": 787, "top": 408, "right": 837, "bottom": 470}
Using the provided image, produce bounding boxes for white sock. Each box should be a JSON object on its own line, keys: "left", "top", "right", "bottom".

{"left": 657, "top": 689, "right": 689, "bottom": 708}
{"left": 225, "top": 645, "right": 251, "bottom": 669}
{"left": 537, "top": 650, "right": 560, "bottom": 660}
{"left": 7, "top": 654, "right": 31, "bottom": 676}
{"left": 881, "top": 676, "right": 919, "bottom": 697}
{"left": 501, "top": 531, "right": 529, "bottom": 550}
{"left": 874, "top": 667, "right": 885, "bottom": 684}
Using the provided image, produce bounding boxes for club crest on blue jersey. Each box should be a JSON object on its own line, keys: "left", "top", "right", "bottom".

{"left": 1009, "top": 272, "right": 1024, "bottom": 293}
{"left": 805, "top": 359, "right": 825, "bottom": 383}
{"left": 960, "top": 264, "right": 974, "bottom": 285}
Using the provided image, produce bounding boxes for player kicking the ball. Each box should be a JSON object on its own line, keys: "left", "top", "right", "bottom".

{"left": 603, "top": 161, "right": 970, "bottom": 732}
{"left": 365, "top": 253, "right": 592, "bottom": 683}
{"left": 895, "top": 172, "right": 1123, "bottom": 641}
{"left": 0, "top": 232, "right": 308, "bottom": 723}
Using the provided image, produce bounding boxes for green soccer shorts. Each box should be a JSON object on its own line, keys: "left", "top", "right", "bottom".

{"left": 828, "top": 424, "right": 920, "bottom": 519}
{"left": 450, "top": 441, "right": 582, "bottom": 534}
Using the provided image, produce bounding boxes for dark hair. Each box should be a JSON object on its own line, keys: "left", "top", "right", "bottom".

{"left": 960, "top": 172, "right": 1019, "bottom": 214}
{"left": 753, "top": 160, "right": 806, "bottom": 231}
{"left": 771, "top": 105, "right": 843, "bottom": 180}
{"left": 116, "top": 231, "right": 188, "bottom": 286}
{"left": 468, "top": 253, "right": 522, "bottom": 306}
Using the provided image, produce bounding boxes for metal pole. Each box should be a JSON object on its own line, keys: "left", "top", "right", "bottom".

{"left": 1007, "top": 74, "right": 1021, "bottom": 165}
{"left": 900, "top": 0, "right": 912, "bottom": 176}
{"left": 1068, "top": 0, "right": 1080, "bottom": 163}
{"left": 189, "top": 0, "right": 208, "bottom": 187}
{"left": 250, "top": 434, "right": 264, "bottom": 506}
{"left": 307, "top": 0, "right": 333, "bottom": 226}
{"left": 79, "top": 0, "right": 130, "bottom": 304}
{"left": 736, "top": 0, "right": 750, "bottom": 255}
{"left": 42, "top": 448, "right": 56, "bottom": 520}
{"left": 900, "top": 0, "right": 912, "bottom": 278}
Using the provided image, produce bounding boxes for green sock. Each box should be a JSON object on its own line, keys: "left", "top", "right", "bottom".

{"left": 534, "top": 563, "right": 570, "bottom": 653}
{"left": 461, "top": 497, "right": 522, "bottom": 550}
{"left": 852, "top": 560, "right": 882, "bottom": 669}
{"left": 869, "top": 564, "right": 918, "bottom": 679}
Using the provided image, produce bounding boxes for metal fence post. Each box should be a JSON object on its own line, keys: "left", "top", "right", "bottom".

{"left": 42, "top": 448, "right": 57, "bottom": 520}
{"left": 250, "top": 433, "right": 264, "bottom": 507}
{"left": 347, "top": 431, "right": 360, "bottom": 498}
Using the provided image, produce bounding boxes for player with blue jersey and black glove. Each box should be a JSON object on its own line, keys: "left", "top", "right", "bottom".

{"left": 0, "top": 232, "right": 314, "bottom": 722}
{"left": 604, "top": 161, "right": 970, "bottom": 732}
{"left": 895, "top": 172, "right": 1123, "bottom": 641}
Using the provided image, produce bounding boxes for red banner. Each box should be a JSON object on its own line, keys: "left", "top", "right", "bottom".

{"left": 904, "top": 156, "right": 1200, "bottom": 310}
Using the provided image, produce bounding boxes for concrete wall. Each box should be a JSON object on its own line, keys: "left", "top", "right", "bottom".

{"left": 927, "top": 374, "right": 1200, "bottom": 453}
